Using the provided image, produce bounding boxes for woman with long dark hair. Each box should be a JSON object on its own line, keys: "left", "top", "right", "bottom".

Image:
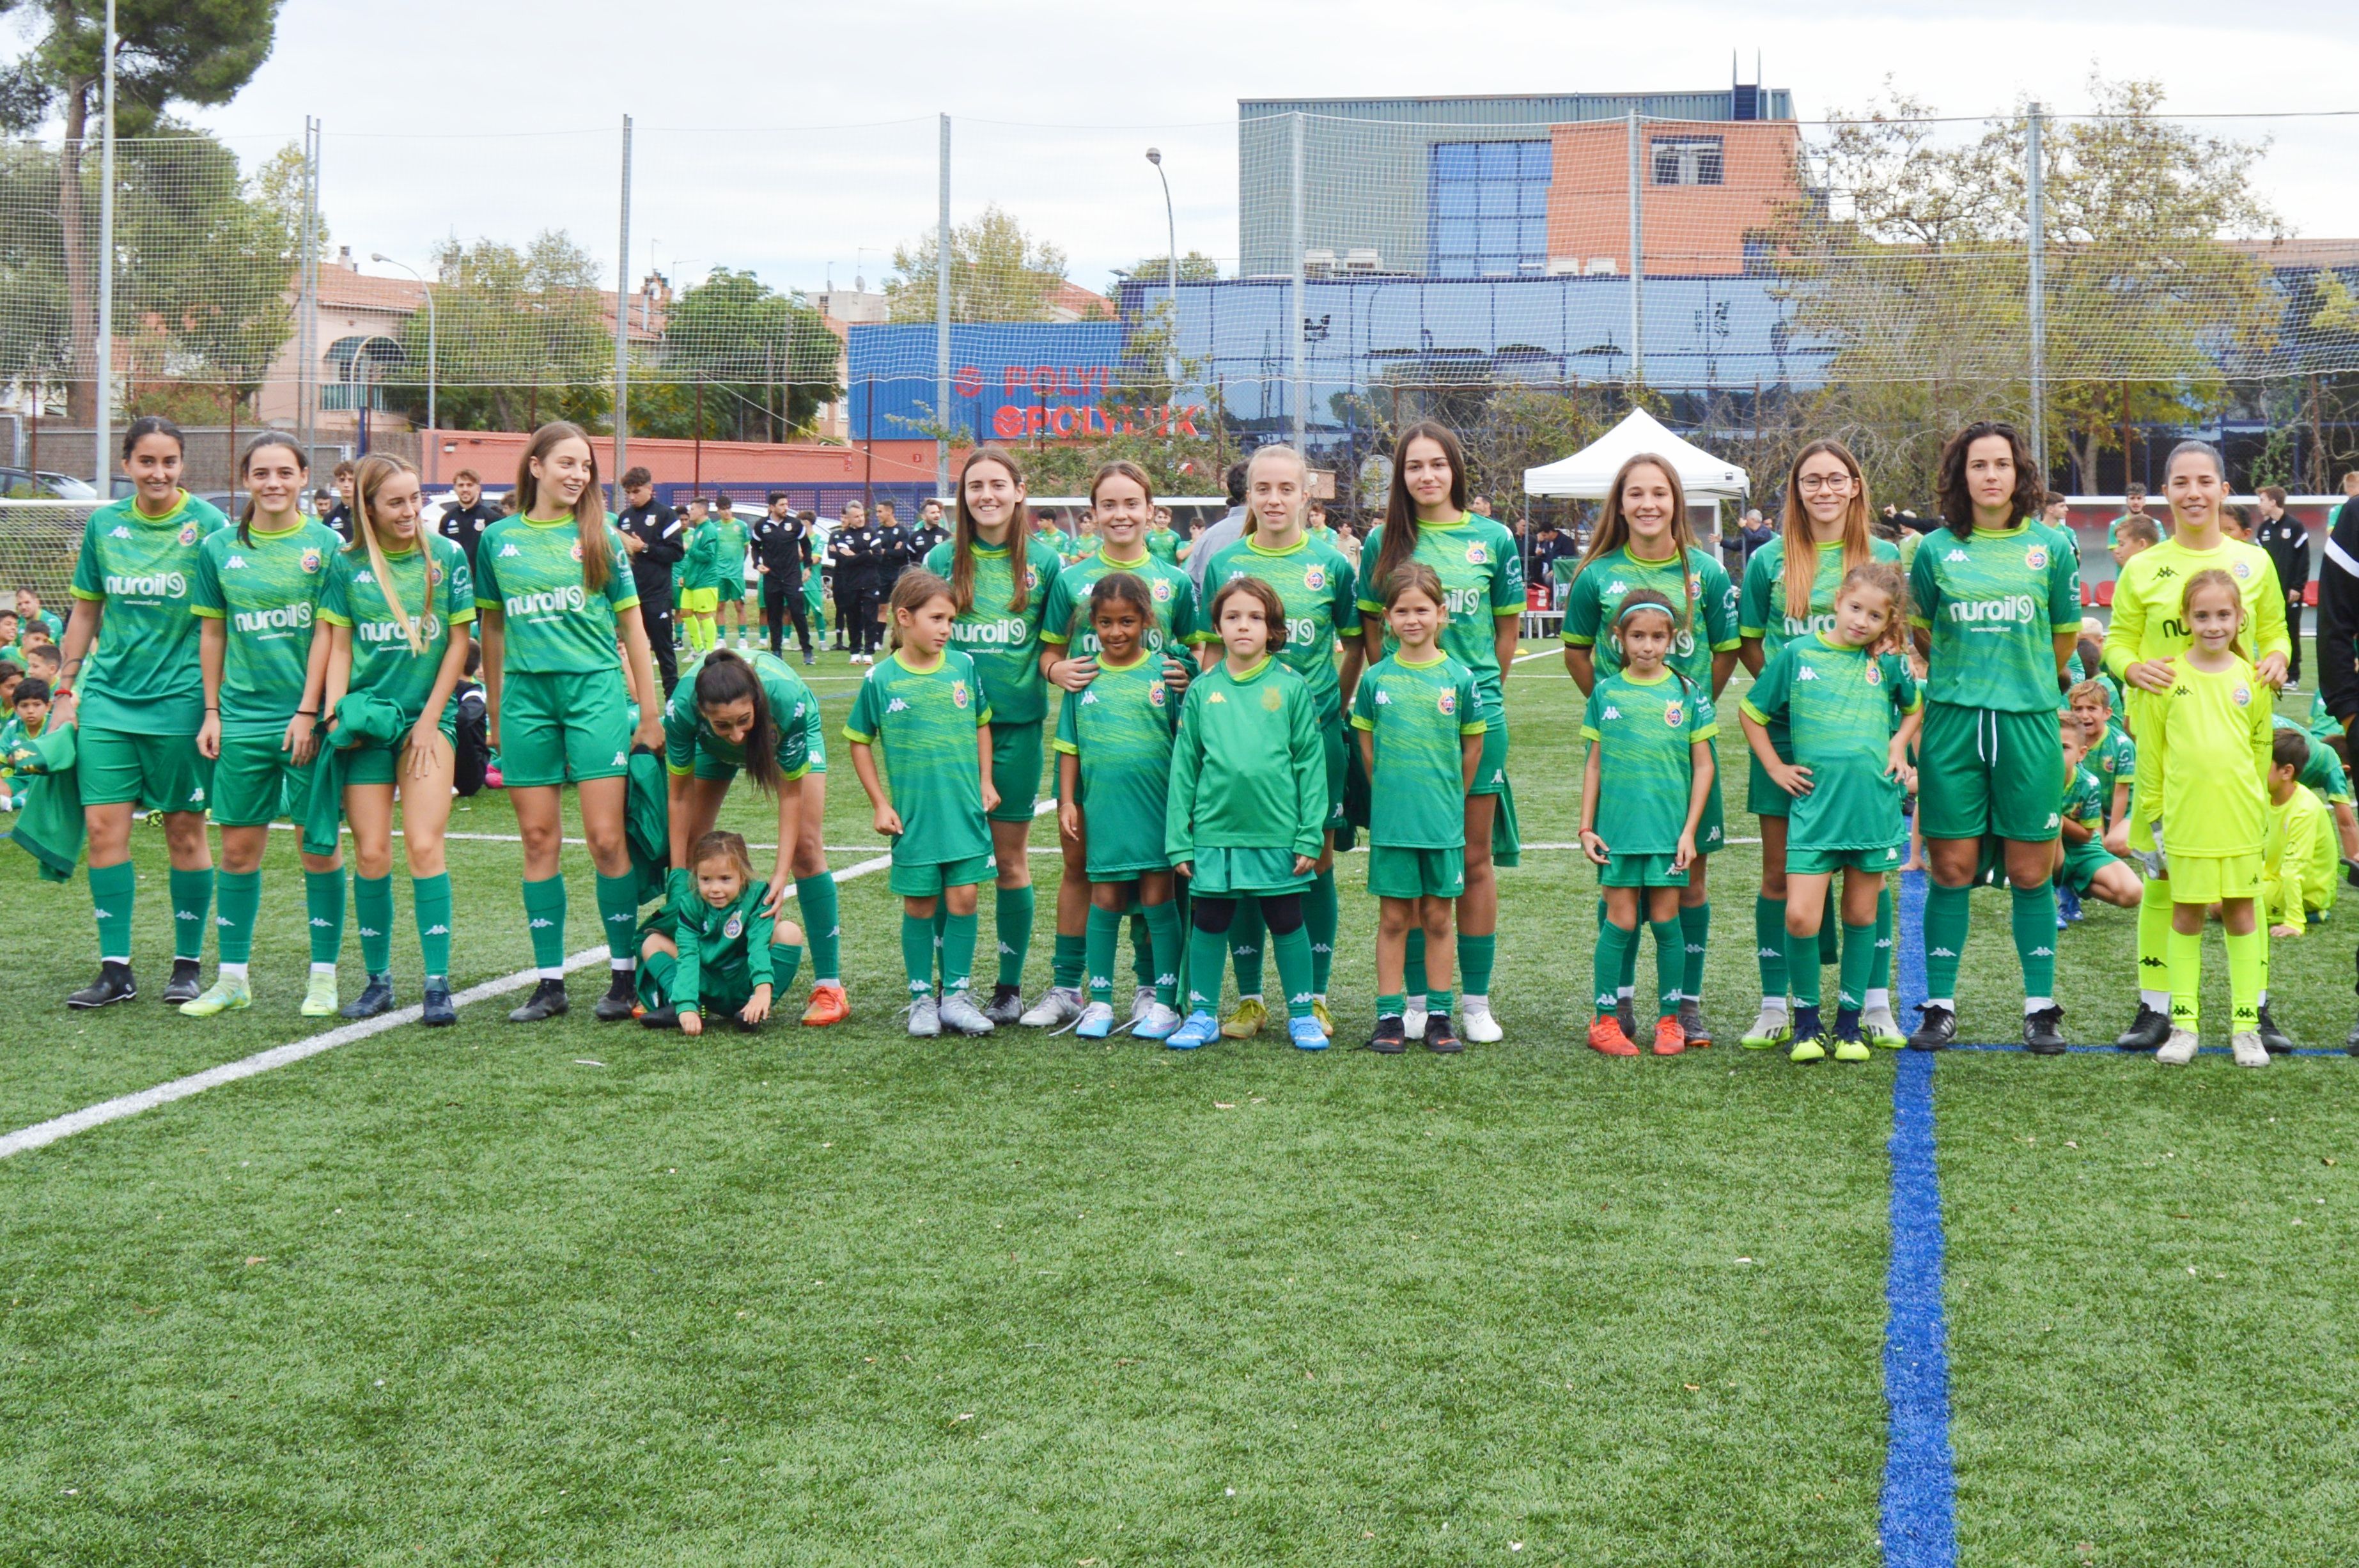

{"left": 473, "top": 422, "right": 666, "bottom": 1023}
{"left": 1354, "top": 423, "right": 1525, "bottom": 1044}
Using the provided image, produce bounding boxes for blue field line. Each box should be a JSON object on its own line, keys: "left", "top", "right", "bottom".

{"left": 1881, "top": 871, "right": 1958, "bottom": 1568}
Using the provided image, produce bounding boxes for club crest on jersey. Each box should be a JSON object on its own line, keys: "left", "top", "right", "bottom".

{"left": 2232, "top": 683, "right": 2252, "bottom": 707}
{"left": 1663, "top": 701, "right": 1684, "bottom": 727}
{"left": 1864, "top": 663, "right": 1881, "bottom": 685}
{"left": 1151, "top": 578, "right": 1173, "bottom": 603}
{"left": 1304, "top": 565, "right": 1327, "bottom": 593}
{"left": 2232, "top": 559, "right": 2251, "bottom": 579}
{"left": 1148, "top": 682, "right": 1167, "bottom": 708}
{"left": 723, "top": 912, "right": 744, "bottom": 940}
{"left": 300, "top": 548, "right": 322, "bottom": 573}
{"left": 951, "top": 680, "right": 971, "bottom": 709}
{"left": 570, "top": 541, "right": 584, "bottom": 562}
{"left": 1262, "top": 686, "right": 1284, "bottom": 711}
{"left": 426, "top": 561, "right": 442, "bottom": 585}
{"left": 177, "top": 524, "right": 201, "bottom": 547}
{"left": 1025, "top": 567, "right": 1042, "bottom": 589}
{"left": 1438, "top": 687, "right": 1456, "bottom": 717}
{"left": 1465, "top": 542, "right": 1488, "bottom": 565}
{"left": 2025, "top": 545, "right": 2048, "bottom": 570}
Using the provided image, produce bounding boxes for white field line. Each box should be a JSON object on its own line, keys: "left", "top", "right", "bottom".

{"left": 0, "top": 800, "right": 1056, "bottom": 1161}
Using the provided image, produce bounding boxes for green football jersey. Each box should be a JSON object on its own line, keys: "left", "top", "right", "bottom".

{"left": 67, "top": 490, "right": 232, "bottom": 731}
{"left": 191, "top": 518, "right": 343, "bottom": 731}
{"left": 922, "top": 536, "right": 1063, "bottom": 724}
{"left": 672, "top": 883, "right": 777, "bottom": 1013}
{"left": 1581, "top": 669, "right": 1717, "bottom": 855}
{"left": 1560, "top": 545, "right": 1740, "bottom": 688}
{"left": 472, "top": 515, "right": 639, "bottom": 674}
{"left": 1204, "top": 532, "right": 1362, "bottom": 724}
{"left": 2274, "top": 712, "right": 2353, "bottom": 804}
{"left": 705, "top": 515, "right": 749, "bottom": 591}
{"left": 1033, "top": 527, "right": 1082, "bottom": 562}
{"left": 1052, "top": 651, "right": 1178, "bottom": 832}
{"left": 318, "top": 534, "right": 476, "bottom": 724}
{"left": 1740, "top": 634, "right": 1921, "bottom": 853}
{"left": 843, "top": 648, "right": 993, "bottom": 865}
{"left": 1165, "top": 656, "right": 1325, "bottom": 864}
{"left": 1038, "top": 548, "right": 1203, "bottom": 660}
{"left": 1144, "top": 528, "right": 1183, "bottom": 563}
{"left": 1349, "top": 651, "right": 1484, "bottom": 850}
{"left": 2087, "top": 726, "right": 2136, "bottom": 798}
{"left": 1736, "top": 533, "right": 1905, "bottom": 665}
{"left": 664, "top": 650, "right": 816, "bottom": 780}
{"left": 0, "top": 713, "right": 47, "bottom": 779}
{"left": 1353, "top": 512, "right": 1525, "bottom": 718}
{"left": 1907, "top": 522, "right": 2081, "bottom": 712}
{"left": 2062, "top": 761, "right": 2106, "bottom": 833}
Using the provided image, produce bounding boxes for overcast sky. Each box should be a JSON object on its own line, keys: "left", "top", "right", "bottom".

{"left": 156, "top": 0, "right": 2359, "bottom": 300}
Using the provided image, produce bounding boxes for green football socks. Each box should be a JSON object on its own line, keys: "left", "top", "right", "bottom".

{"left": 770, "top": 942, "right": 804, "bottom": 996}
{"left": 1270, "top": 925, "right": 1315, "bottom": 1020}
{"left": 1229, "top": 897, "right": 1266, "bottom": 997}
{"left": 1403, "top": 927, "right": 1428, "bottom": 1002}
{"left": 1085, "top": 904, "right": 1123, "bottom": 1006}
{"left": 355, "top": 873, "right": 395, "bottom": 976}
{"left": 642, "top": 948, "right": 678, "bottom": 1004}
{"left": 1839, "top": 919, "right": 1878, "bottom": 1013}
{"left": 1869, "top": 887, "right": 1894, "bottom": 998}
{"left": 796, "top": 873, "right": 841, "bottom": 983}
{"left": 1787, "top": 924, "right": 1823, "bottom": 1009}
{"left": 2011, "top": 880, "right": 2056, "bottom": 1003}
{"left": 1052, "top": 931, "right": 1087, "bottom": 991}
{"left": 1679, "top": 901, "right": 1711, "bottom": 1000}
{"left": 522, "top": 875, "right": 568, "bottom": 975}
{"left": 1307, "top": 869, "right": 1338, "bottom": 995}
{"left": 1142, "top": 901, "right": 1183, "bottom": 1006}
{"left": 215, "top": 869, "right": 261, "bottom": 967}
{"left": 1648, "top": 917, "right": 1682, "bottom": 1018}
{"left": 941, "top": 909, "right": 979, "bottom": 995}
{"left": 1922, "top": 880, "right": 1971, "bottom": 1004}
{"left": 306, "top": 866, "right": 346, "bottom": 967}
{"left": 1592, "top": 920, "right": 1633, "bottom": 1016}
{"left": 900, "top": 913, "right": 936, "bottom": 998}
{"left": 1754, "top": 895, "right": 1786, "bottom": 1000}
{"left": 1131, "top": 911, "right": 1155, "bottom": 990}
{"left": 1460, "top": 933, "right": 1497, "bottom": 998}
{"left": 414, "top": 873, "right": 453, "bottom": 981}
{"left": 995, "top": 883, "right": 1034, "bottom": 990}
{"left": 595, "top": 871, "right": 641, "bottom": 975}
{"left": 90, "top": 860, "right": 136, "bottom": 962}
{"left": 1186, "top": 923, "right": 1227, "bottom": 1013}
{"left": 169, "top": 867, "right": 214, "bottom": 963}
{"left": 1376, "top": 991, "right": 1406, "bottom": 1020}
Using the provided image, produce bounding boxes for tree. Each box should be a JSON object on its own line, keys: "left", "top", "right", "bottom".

{"left": 1771, "top": 76, "right": 2281, "bottom": 501}
{"left": 384, "top": 232, "right": 611, "bottom": 433}
{"left": 1112, "top": 251, "right": 1220, "bottom": 291}
{"left": 644, "top": 268, "right": 840, "bottom": 442}
{"left": 886, "top": 203, "right": 1068, "bottom": 323}
{"left": 0, "top": 0, "right": 283, "bottom": 424}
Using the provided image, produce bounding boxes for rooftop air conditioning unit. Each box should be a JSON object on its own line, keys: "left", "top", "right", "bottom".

{"left": 1343, "top": 248, "right": 1382, "bottom": 272}
{"left": 1586, "top": 256, "right": 1620, "bottom": 276}
{"left": 1304, "top": 247, "right": 1337, "bottom": 276}
{"left": 1546, "top": 256, "right": 1582, "bottom": 276}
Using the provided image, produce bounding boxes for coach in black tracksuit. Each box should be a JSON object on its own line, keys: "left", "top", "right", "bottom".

{"left": 2308, "top": 474, "right": 2359, "bottom": 1051}
{"left": 438, "top": 469, "right": 502, "bottom": 573}
{"left": 2255, "top": 485, "right": 2311, "bottom": 685}
{"left": 752, "top": 492, "right": 816, "bottom": 663}
{"left": 830, "top": 502, "right": 878, "bottom": 655}
{"left": 616, "top": 469, "right": 686, "bottom": 693}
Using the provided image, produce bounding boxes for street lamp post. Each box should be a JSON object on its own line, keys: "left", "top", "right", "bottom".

{"left": 371, "top": 252, "right": 436, "bottom": 482}
{"left": 1145, "top": 148, "right": 1179, "bottom": 385}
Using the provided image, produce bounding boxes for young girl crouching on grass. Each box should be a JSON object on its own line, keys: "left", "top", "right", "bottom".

{"left": 1739, "top": 563, "right": 1922, "bottom": 1063}
{"left": 2146, "top": 568, "right": 2275, "bottom": 1067}
{"left": 637, "top": 830, "right": 803, "bottom": 1034}
{"left": 1353, "top": 563, "right": 1484, "bottom": 1053}
{"left": 846, "top": 570, "right": 1001, "bottom": 1038}
{"left": 1053, "top": 571, "right": 1187, "bottom": 1040}
{"left": 1164, "top": 575, "right": 1328, "bottom": 1052}
{"left": 1578, "top": 590, "right": 1717, "bottom": 1057}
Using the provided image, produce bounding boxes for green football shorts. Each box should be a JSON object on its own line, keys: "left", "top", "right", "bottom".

{"left": 78, "top": 726, "right": 210, "bottom": 812}
{"left": 1597, "top": 850, "right": 1690, "bottom": 889}
{"left": 210, "top": 726, "right": 317, "bottom": 827}
{"left": 1784, "top": 842, "right": 1906, "bottom": 876}
{"left": 499, "top": 669, "right": 634, "bottom": 788}
{"left": 988, "top": 720, "right": 1043, "bottom": 823}
{"left": 889, "top": 851, "right": 994, "bottom": 897}
{"left": 1917, "top": 702, "right": 2064, "bottom": 842}
{"left": 1366, "top": 844, "right": 1466, "bottom": 899}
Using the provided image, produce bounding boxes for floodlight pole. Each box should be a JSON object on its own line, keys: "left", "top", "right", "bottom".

{"left": 1291, "top": 112, "right": 1306, "bottom": 450}
{"left": 1626, "top": 110, "right": 1645, "bottom": 390}
{"left": 2026, "top": 102, "right": 2048, "bottom": 484}
{"left": 937, "top": 114, "right": 951, "bottom": 499}
{"left": 371, "top": 254, "right": 435, "bottom": 480}
{"left": 93, "top": 0, "right": 116, "bottom": 485}
{"left": 613, "top": 114, "right": 633, "bottom": 490}
{"left": 1148, "top": 148, "right": 1178, "bottom": 384}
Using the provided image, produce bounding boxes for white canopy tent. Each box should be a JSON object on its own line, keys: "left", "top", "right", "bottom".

{"left": 1522, "top": 408, "right": 1752, "bottom": 507}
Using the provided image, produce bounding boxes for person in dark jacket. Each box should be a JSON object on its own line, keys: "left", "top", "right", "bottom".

{"left": 616, "top": 466, "right": 686, "bottom": 692}
{"left": 752, "top": 490, "right": 816, "bottom": 663}
{"left": 438, "top": 468, "right": 502, "bottom": 571}
{"left": 831, "top": 500, "right": 878, "bottom": 661}
{"left": 2255, "top": 485, "right": 2311, "bottom": 687}
{"left": 2307, "top": 469, "right": 2359, "bottom": 1050}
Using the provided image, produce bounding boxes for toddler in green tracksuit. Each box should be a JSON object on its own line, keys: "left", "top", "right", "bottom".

{"left": 637, "top": 829, "right": 804, "bottom": 1034}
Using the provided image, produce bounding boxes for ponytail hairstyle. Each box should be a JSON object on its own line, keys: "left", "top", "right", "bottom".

{"left": 690, "top": 828, "right": 759, "bottom": 889}
{"left": 1936, "top": 421, "right": 2044, "bottom": 540}
{"left": 348, "top": 453, "right": 429, "bottom": 656}
{"left": 1207, "top": 574, "right": 1289, "bottom": 655}
{"left": 120, "top": 414, "right": 184, "bottom": 463}
{"left": 1576, "top": 453, "right": 1697, "bottom": 637}
{"left": 887, "top": 568, "right": 956, "bottom": 652}
{"left": 691, "top": 648, "right": 783, "bottom": 797}
{"left": 951, "top": 447, "right": 1029, "bottom": 616}
{"left": 1835, "top": 560, "right": 1910, "bottom": 655}
{"left": 1376, "top": 421, "right": 1468, "bottom": 600}
{"left": 1243, "top": 443, "right": 1309, "bottom": 538}
{"left": 1778, "top": 439, "right": 1874, "bottom": 624}
{"left": 236, "top": 430, "right": 310, "bottom": 543}
{"left": 1380, "top": 559, "right": 1447, "bottom": 614}
{"left": 2179, "top": 567, "right": 2250, "bottom": 662}
{"left": 513, "top": 421, "right": 614, "bottom": 594}
{"left": 1086, "top": 569, "right": 1160, "bottom": 642}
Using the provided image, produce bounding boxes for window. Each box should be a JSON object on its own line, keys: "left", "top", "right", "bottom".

{"left": 1651, "top": 136, "right": 1724, "bottom": 187}
{"left": 1429, "top": 139, "right": 1551, "bottom": 277}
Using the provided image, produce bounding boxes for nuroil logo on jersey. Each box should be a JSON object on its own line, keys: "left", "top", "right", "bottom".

{"left": 1943, "top": 594, "right": 2039, "bottom": 626}
{"left": 233, "top": 602, "right": 313, "bottom": 634}
{"left": 105, "top": 570, "right": 188, "bottom": 598}
{"left": 359, "top": 615, "right": 442, "bottom": 644}
{"left": 505, "top": 585, "right": 588, "bottom": 617}
{"left": 955, "top": 617, "right": 1029, "bottom": 646}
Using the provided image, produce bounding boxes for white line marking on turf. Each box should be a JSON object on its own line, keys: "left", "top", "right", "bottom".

{"left": 1, "top": 802, "right": 1060, "bottom": 1161}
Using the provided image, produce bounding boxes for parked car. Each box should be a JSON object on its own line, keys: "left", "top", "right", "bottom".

{"left": 0, "top": 467, "right": 102, "bottom": 500}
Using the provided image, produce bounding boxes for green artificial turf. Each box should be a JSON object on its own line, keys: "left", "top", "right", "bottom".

{"left": 2, "top": 640, "right": 2355, "bottom": 1562}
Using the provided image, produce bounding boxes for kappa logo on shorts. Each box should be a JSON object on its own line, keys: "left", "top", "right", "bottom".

{"left": 2046, "top": 811, "right": 2060, "bottom": 828}
{"left": 1885, "top": 846, "right": 1899, "bottom": 860}
{"left": 611, "top": 752, "right": 627, "bottom": 766}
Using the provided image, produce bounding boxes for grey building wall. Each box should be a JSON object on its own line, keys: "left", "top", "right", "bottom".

{"left": 1237, "top": 91, "right": 1795, "bottom": 280}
